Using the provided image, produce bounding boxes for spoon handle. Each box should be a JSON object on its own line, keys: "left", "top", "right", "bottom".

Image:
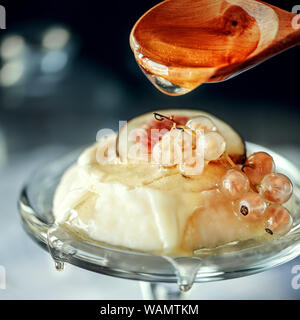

{"left": 209, "top": 5, "right": 300, "bottom": 83}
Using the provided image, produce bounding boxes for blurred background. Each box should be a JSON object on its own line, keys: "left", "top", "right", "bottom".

{"left": 0, "top": 0, "right": 300, "bottom": 299}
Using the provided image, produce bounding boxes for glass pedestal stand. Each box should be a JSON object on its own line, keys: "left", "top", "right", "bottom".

{"left": 140, "top": 282, "right": 191, "bottom": 300}
{"left": 18, "top": 142, "right": 300, "bottom": 300}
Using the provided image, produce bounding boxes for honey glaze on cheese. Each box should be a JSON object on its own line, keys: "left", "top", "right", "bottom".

{"left": 53, "top": 140, "right": 277, "bottom": 257}
{"left": 53, "top": 109, "right": 295, "bottom": 257}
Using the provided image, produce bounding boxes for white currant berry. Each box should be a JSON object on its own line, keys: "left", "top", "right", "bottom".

{"left": 221, "top": 169, "right": 250, "bottom": 200}
{"left": 234, "top": 192, "right": 267, "bottom": 221}
{"left": 264, "top": 204, "right": 293, "bottom": 236}
{"left": 186, "top": 116, "right": 217, "bottom": 133}
{"left": 203, "top": 131, "right": 226, "bottom": 161}
{"left": 259, "top": 173, "right": 293, "bottom": 204}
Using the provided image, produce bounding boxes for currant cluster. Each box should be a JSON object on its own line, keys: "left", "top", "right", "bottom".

{"left": 152, "top": 115, "right": 226, "bottom": 174}
{"left": 186, "top": 116, "right": 226, "bottom": 161}
{"left": 220, "top": 152, "right": 293, "bottom": 236}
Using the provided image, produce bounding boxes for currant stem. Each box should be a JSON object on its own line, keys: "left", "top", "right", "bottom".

{"left": 224, "top": 153, "right": 237, "bottom": 168}
{"left": 223, "top": 153, "right": 257, "bottom": 192}
{"left": 153, "top": 112, "right": 177, "bottom": 124}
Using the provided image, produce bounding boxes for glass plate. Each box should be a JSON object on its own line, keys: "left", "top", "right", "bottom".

{"left": 18, "top": 142, "right": 300, "bottom": 298}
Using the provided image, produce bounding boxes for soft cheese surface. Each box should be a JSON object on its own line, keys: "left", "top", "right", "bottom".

{"left": 53, "top": 140, "right": 267, "bottom": 255}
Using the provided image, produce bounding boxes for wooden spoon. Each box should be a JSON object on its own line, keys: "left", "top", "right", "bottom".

{"left": 130, "top": 0, "right": 300, "bottom": 95}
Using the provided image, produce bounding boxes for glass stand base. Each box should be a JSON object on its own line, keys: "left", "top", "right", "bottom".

{"left": 139, "top": 282, "right": 190, "bottom": 300}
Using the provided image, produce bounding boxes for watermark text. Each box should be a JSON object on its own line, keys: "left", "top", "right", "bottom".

{"left": 292, "top": 5, "right": 300, "bottom": 30}
{"left": 0, "top": 265, "right": 6, "bottom": 290}
{"left": 0, "top": 5, "right": 5, "bottom": 29}
{"left": 291, "top": 265, "right": 300, "bottom": 290}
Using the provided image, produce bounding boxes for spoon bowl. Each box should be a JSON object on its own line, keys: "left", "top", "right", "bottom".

{"left": 130, "top": 0, "right": 300, "bottom": 95}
